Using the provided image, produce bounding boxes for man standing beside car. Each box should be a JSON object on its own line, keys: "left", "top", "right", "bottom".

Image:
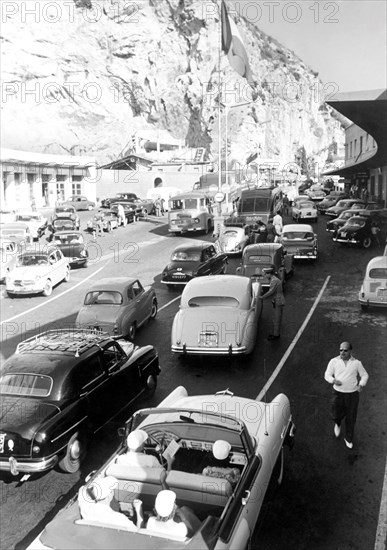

{"left": 324, "top": 342, "right": 369, "bottom": 449}
{"left": 259, "top": 265, "right": 285, "bottom": 340}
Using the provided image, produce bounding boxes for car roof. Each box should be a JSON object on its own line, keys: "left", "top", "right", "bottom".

{"left": 366, "top": 256, "right": 387, "bottom": 271}
{"left": 283, "top": 224, "right": 313, "bottom": 232}
{"left": 87, "top": 277, "right": 138, "bottom": 292}
{"left": 181, "top": 275, "right": 251, "bottom": 304}
{"left": 244, "top": 242, "right": 283, "bottom": 253}
{"left": 170, "top": 191, "right": 208, "bottom": 200}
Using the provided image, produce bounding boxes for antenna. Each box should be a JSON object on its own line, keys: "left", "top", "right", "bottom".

{"left": 263, "top": 357, "right": 268, "bottom": 436}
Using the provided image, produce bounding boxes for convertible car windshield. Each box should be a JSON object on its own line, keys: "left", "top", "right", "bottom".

{"left": 171, "top": 251, "right": 201, "bottom": 261}
{"left": 0, "top": 373, "right": 53, "bottom": 397}
{"left": 16, "top": 254, "right": 48, "bottom": 267}
{"left": 84, "top": 291, "right": 123, "bottom": 305}
{"left": 187, "top": 296, "right": 240, "bottom": 308}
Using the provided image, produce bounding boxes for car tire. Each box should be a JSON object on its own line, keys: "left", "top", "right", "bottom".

{"left": 144, "top": 373, "right": 157, "bottom": 398}
{"left": 127, "top": 322, "right": 136, "bottom": 340}
{"left": 362, "top": 236, "right": 372, "bottom": 249}
{"left": 59, "top": 431, "right": 86, "bottom": 473}
{"left": 64, "top": 267, "right": 70, "bottom": 282}
{"left": 150, "top": 298, "right": 158, "bottom": 319}
{"left": 42, "top": 280, "right": 53, "bottom": 297}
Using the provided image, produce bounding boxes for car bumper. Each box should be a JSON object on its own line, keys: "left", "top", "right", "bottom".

{"left": 0, "top": 455, "right": 58, "bottom": 475}
{"left": 293, "top": 253, "right": 317, "bottom": 259}
{"left": 172, "top": 344, "right": 249, "bottom": 355}
{"left": 161, "top": 278, "right": 191, "bottom": 285}
{"left": 333, "top": 237, "right": 359, "bottom": 244}
{"left": 69, "top": 257, "right": 87, "bottom": 266}
{"left": 6, "top": 284, "right": 44, "bottom": 294}
{"left": 358, "top": 297, "right": 387, "bottom": 308}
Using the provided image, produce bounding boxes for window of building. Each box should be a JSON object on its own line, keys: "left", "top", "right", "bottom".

{"left": 42, "top": 174, "right": 51, "bottom": 183}
{"left": 72, "top": 183, "right": 81, "bottom": 195}
{"left": 56, "top": 183, "right": 65, "bottom": 201}
{"left": 56, "top": 174, "right": 66, "bottom": 182}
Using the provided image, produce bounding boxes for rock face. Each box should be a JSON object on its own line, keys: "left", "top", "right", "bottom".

{"left": 1, "top": 0, "right": 345, "bottom": 173}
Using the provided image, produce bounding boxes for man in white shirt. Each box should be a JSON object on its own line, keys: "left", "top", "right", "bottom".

{"left": 324, "top": 342, "right": 369, "bottom": 449}
{"left": 115, "top": 429, "right": 162, "bottom": 468}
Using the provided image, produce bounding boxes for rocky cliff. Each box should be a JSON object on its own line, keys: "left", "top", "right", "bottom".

{"left": 1, "top": 0, "right": 346, "bottom": 174}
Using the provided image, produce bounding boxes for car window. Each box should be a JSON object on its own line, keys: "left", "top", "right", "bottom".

{"left": 188, "top": 296, "right": 239, "bottom": 307}
{"left": 0, "top": 373, "right": 53, "bottom": 397}
{"left": 346, "top": 218, "right": 365, "bottom": 228}
{"left": 171, "top": 251, "right": 200, "bottom": 261}
{"left": 369, "top": 268, "right": 387, "bottom": 279}
{"left": 49, "top": 253, "right": 57, "bottom": 265}
{"left": 102, "top": 343, "right": 125, "bottom": 370}
{"left": 75, "top": 356, "right": 104, "bottom": 390}
{"left": 84, "top": 291, "right": 123, "bottom": 305}
{"left": 245, "top": 254, "right": 272, "bottom": 263}
{"left": 132, "top": 281, "right": 143, "bottom": 296}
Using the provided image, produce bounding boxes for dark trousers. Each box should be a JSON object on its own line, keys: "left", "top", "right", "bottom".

{"left": 331, "top": 390, "right": 359, "bottom": 443}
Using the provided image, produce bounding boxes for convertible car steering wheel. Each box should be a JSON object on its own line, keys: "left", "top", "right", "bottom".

{"left": 146, "top": 430, "right": 178, "bottom": 469}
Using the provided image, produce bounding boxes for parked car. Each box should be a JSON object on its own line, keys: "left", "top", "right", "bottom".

{"left": 110, "top": 202, "right": 136, "bottom": 224}
{"left": 52, "top": 231, "right": 89, "bottom": 268}
{"left": 27, "top": 385, "right": 295, "bottom": 550}
{"left": 325, "top": 199, "right": 365, "bottom": 217}
{"left": 305, "top": 184, "right": 326, "bottom": 201}
{"left": 15, "top": 210, "right": 48, "bottom": 240}
{"left": 87, "top": 210, "right": 120, "bottom": 233}
{"left": 0, "top": 222, "right": 33, "bottom": 247}
{"left": 291, "top": 200, "right": 318, "bottom": 223}
{"left": 101, "top": 193, "right": 139, "bottom": 209}
{"left": 326, "top": 209, "right": 358, "bottom": 233}
{"left": 171, "top": 275, "right": 262, "bottom": 355}
{"left": 76, "top": 277, "right": 158, "bottom": 340}
{"left": 359, "top": 256, "right": 387, "bottom": 310}
{"left": 48, "top": 217, "right": 78, "bottom": 241}
{"left": 51, "top": 205, "right": 80, "bottom": 230}
{"left": 316, "top": 195, "right": 342, "bottom": 214}
{"left": 297, "top": 181, "right": 313, "bottom": 194}
{"left": 280, "top": 224, "right": 318, "bottom": 260}
{"left": 0, "top": 239, "right": 18, "bottom": 282}
{"left": 5, "top": 245, "right": 70, "bottom": 297}
{"left": 217, "top": 222, "right": 253, "bottom": 255}
{"left": 161, "top": 242, "right": 228, "bottom": 288}
{"left": 333, "top": 215, "right": 375, "bottom": 248}
{"left": 65, "top": 195, "right": 95, "bottom": 211}
{"left": 236, "top": 242, "right": 294, "bottom": 288}
{"left": 0, "top": 329, "right": 160, "bottom": 476}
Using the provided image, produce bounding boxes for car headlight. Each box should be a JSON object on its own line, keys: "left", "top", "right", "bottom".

{"left": 32, "top": 445, "right": 41, "bottom": 453}
{"left": 193, "top": 218, "right": 200, "bottom": 224}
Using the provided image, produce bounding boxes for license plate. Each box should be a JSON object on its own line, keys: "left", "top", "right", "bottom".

{"left": 0, "top": 434, "right": 5, "bottom": 453}
{"left": 341, "top": 232, "right": 346, "bottom": 237}
{"left": 199, "top": 332, "right": 218, "bottom": 346}
{"left": 172, "top": 273, "right": 186, "bottom": 279}
{"left": 377, "top": 289, "right": 387, "bottom": 302}
{"left": 88, "top": 325, "right": 102, "bottom": 331}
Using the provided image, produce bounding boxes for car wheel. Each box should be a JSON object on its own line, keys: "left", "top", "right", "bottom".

{"left": 59, "top": 431, "right": 86, "bottom": 473}
{"left": 63, "top": 267, "right": 70, "bottom": 282}
{"left": 127, "top": 322, "right": 136, "bottom": 340}
{"left": 42, "top": 279, "right": 53, "bottom": 297}
{"left": 362, "top": 236, "right": 372, "bottom": 249}
{"left": 144, "top": 373, "right": 157, "bottom": 398}
{"left": 150, "top": 298, "right": 158, "bottom": 319}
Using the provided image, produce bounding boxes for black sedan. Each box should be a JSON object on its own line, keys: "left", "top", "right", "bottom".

{"left": 48, "top": 217, "right": 77, "bottom": 241}
{"left": 333, "top": 216, "right": 376, "bottom": 248}
{"left": 110, "top": 202, "right": 136, "bottom": 223}
{"left": 0, "top": 329, "right": 160, "bottom": 476}
{"left": 161, "top": 241, "right": 228, "bottom": 288}
{"left": 326, "top": 209, "right": 358, "bottom": 233}
{"left": 52, "top": 230, "right": 89, "bottom": 267}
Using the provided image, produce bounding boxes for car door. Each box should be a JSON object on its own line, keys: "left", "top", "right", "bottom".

{"left": 208, "top": 244, "right": 222, "bottom": 273}
{"left": 130, "top": 280, "right": 149, "bottom": 326}
{"left": 197, "top": 247, "right": 212, "bottom": 276}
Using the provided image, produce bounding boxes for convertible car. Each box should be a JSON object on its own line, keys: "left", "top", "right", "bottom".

{"left": 217, "top": 223, "right": 253, "bottom": 255}
{"left": 236, "top": 243, "right": 294, "bottom": 288}
{"left": 171, "top": 275, "right": 262, "bottom": 355}
{"left": 87, "top": 210, "right": 120, "bottom": 233}
{"left": 161, "top": 242, "right": 228, "bottom": 288}
{"left": 76, "top": 277, "right": 158, "bottom": 340}
{"left": 27, "top": 385, "right": 295, "bottom": 550}
{"left": 280, "top": 224, "right": 318, "bottom": 260}
{"left": 53, "top": 231, "right": 89, "bottom": 268}
{"left": 359, "top": 256, "right": 387, "bottom": 310}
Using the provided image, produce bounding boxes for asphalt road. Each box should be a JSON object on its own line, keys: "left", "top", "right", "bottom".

{"left": 0, "top": 210, "right": 386, "bottom": 550}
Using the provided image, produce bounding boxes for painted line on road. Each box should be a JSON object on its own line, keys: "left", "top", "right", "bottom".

{"left": 158, "top": 295, "right": 181, "bottom": 312}
{"left": 0, "top": 265, "right": 106, "bottom": 327}
{"left": 256, "top": 275, "right": 331, "bottom": 401}
{"left": 374, "top": 458, "right": 387, "bottom": 550}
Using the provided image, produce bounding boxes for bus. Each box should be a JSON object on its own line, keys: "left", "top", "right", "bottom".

{"left": 168, "top": 191, "right": 214, "bottom": 235}
{"left": 234, "top": 186, "right": 283, "bottom": 226}
{"left": 193, "top": 173, "right": 240, "bottom": 215}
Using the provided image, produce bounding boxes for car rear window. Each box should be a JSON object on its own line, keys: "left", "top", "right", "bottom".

{"left": 188, "top": 296, "right": 239, "bottom": 307}
{"left": 171, "top": 251, "right": 200, "bottom": 261}
{"left": 0, "top": 374, "right": 53, "bottom": 397}
{"left": 369, "top": 268, "right": 387, "bottom": 279}
{"left": 283, "top": 232, "right": 314, "bottom": 240}
{"left": 84, "top": 291, "right": 123, "bottom": 305}
{"left": 246, "top": 255, "right": 272, "bottom": 263}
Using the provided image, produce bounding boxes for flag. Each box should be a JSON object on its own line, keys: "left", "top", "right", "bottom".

{"left": 221, "top": 0, "right": 253, "bottom": 83}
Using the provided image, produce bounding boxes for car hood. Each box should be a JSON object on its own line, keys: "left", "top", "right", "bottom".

{"left": 8, "top": 265, "right": 48, "bottom": 279}
{"left": 339, "top": 225, "right": 363, "bottom": 235}
{"left": 0, "top": 396, "right": 60, "bottom": 439}
{"left": 76, "top": 306, "right": 121, "bottom": 325}
{"left": 174, "top": 308, "right": 251, "bottom": 344}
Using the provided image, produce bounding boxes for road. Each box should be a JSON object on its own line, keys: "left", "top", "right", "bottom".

{"left": 0, "top": 210, "right": 386, "bottom": 550}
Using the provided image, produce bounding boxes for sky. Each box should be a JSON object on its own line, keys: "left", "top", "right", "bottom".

{"left": 230, "top": 0, "right": 387, "bottom": 94}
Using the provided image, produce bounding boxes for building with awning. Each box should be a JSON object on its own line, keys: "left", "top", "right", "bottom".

{"left": 323, "top": 89, "right": 387, "bottom": 206}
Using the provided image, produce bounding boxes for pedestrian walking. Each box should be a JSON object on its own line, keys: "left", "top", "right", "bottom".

{"left": 154, "top": 197, "right": 161, "bottom": 216}
{"left": 266, "top": 218, "right": 277, "bottom": 243}
{"left": 117, "top": 203, "right": 126, "bottom": 226}
{"left": 324, "top": 342, "right": 369, "bottom": 449}
{"left": 259, "top": 265, "right": 285, "bottom": 340}
{"left": 160, "top": 198, "right": 165, "bottom": 215}
{"left": 93, "top": 213, "right": 104, "bottom": 241}
{"left": 283, "top": 194, "right": 290, "bottom": 215}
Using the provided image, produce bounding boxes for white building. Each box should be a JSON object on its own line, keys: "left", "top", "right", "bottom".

{"left": 1, "top": 149, "right": 97, "bottom": 209}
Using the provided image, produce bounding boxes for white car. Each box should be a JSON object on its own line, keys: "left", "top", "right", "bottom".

{"left": 359, "top": 256, "right": 387, "bottom": 310}
{"left": 15, "top": 211, "right": 48, "bottom": 240}
{"left": 171, "top": 275, "right": 262, "bottom": 355}
{"left": 292, "top": 200, "right": 318, "bottom": 223}
{"left": 6, "top": 245, "right": 70, "bottom": 297}
{"left": 217, "top": 224, "right": 252, "bottom": 255}
{"left": 27, "top": 386, "right": 295, "bottom": 550}
{"left": 280, "top": 224, "right": 318, "bottom": 260}
{"left": 0, "top": 240, "right": 18, "bottom": 282}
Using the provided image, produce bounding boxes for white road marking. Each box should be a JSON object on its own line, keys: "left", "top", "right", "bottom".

{"left": 158, "top": 295, "right": 181, "bottom": 311}
{"left": 374, "top": 460, "right": 387, "bottom": 550}
{"left": 256, "top": 275, "right": 331, "bottom": 401}
{"left": 0, "top": 265, "right": 105, "bottom": 326}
